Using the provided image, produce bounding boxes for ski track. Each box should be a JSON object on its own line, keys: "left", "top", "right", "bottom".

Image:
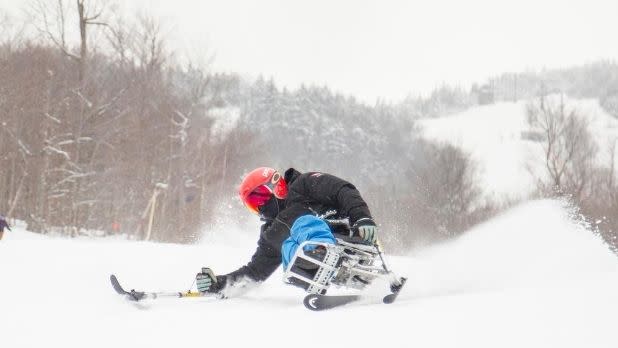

{"left": 1, "top": 200, "right": 617, "bottom": 348}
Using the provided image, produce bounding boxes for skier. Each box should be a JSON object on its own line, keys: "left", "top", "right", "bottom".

{"left": 195, "top": 167, "right": 378, "bottom": 297}
{"left": 0, "top": 215, "right": 11, "bottom": 240}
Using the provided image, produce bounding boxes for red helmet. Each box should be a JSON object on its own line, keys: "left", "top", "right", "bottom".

{"left": 238, "top": 167, "right": 288, "bottom": 214}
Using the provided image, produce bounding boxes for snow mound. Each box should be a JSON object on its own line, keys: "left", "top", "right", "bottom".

{"left": 400, "top": 199, "right": 617, "bottom": 299}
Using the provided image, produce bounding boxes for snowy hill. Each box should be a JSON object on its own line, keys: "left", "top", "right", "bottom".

{"left": 418, "top": 98, "right": 618, "bottom": 203}
{"left": 2, "top": 200, "right": 617, "bottom": 348}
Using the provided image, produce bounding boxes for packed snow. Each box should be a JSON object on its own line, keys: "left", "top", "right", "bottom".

{"left": 2, "top": 200, "right": 617, "bottom": 348}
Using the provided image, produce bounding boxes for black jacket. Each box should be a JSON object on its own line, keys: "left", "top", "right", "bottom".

{"left": 220, "top": 168, "right": 373, "bottom": 289}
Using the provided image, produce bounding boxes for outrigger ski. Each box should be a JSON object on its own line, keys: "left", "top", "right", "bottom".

{"left": 304, "top": 293, "right": 361, "bottom": 311}
{"left": 110, "top": 274, "right": 147, "bottom": 301}
{"left": 383, "top": 277, "right": 407, "bottom": 304}
{"left": 303, "top": 277, "right": 408, "bottom": 311}
{"left": 110, "top": 274, "right": 219, "bottom": 302}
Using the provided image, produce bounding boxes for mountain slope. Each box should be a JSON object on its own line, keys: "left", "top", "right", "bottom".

{"left": 418, "top": 98, "right": 618, "bottom": 203}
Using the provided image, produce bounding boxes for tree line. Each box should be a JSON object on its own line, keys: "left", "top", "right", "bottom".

{"left": 1, "top": 0, "right": 616, "bottom": 252}
{"left": 0, "top": 0, "right": 488, "bottom": 250}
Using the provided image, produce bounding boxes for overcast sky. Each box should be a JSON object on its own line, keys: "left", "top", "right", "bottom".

{"left": 4, "top": 0, "right": 618, "bottom": 103}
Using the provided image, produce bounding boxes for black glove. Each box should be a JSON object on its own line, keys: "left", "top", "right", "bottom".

{"left": 196, "top": 267, "right": 225, "bottom": 294}
{"left": 353, "top": 218, "right": 378, "bottom": 244}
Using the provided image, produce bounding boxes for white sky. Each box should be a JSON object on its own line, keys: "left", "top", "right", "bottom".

{"left": 4, "top": 0, "right": 618, "bottom": 103}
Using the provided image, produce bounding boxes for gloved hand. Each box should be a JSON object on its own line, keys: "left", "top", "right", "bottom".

{"left": 353, "top": 218, "right": 378, "bottom": 244}
{"left": 196, "top": 267, "right": 220, "bottom": 293}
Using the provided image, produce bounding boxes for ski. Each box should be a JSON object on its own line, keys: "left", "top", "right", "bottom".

{"left": 383, "top": 277, "right": 407, "bottom": 304}
{"left": 302, "top": 277, "right": 408, "bottom": 310}
{"left": 110, "top": 274, "right": 146, "bottom": 301}
{"left": 110, "top": 274, "right": 221, "bottom": 302}
{"left": 303, "top": 293, "right": 361, "bottom": 311}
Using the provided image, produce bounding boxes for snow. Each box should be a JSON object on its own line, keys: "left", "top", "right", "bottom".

{"left": 2, "top": 200, "right": 617, "bottom": 348}
{"left": 418, "top": 98, "right": 618, "bottom": 203}
{"left": 210, "top": 106, "right": 241, "bottom": 140}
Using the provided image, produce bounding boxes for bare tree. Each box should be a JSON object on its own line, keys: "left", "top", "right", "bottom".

{"left": 28, "top": 0, "right": 109, "bottom": 82}
{"left": 0, "top": 10, "right": 27, "bottom": 51}
{"left": 526, "top": 94, "right": 598, "bottom": 200}
{"left": 76, "top": 0, "right": 108, "bottom": 82}
{"left": 385, "top": 142, "right": 482, "bottom": 244}
{"left": 28, "top": 0, "right": 73, "bottom": 56}
{"left": 422, "top": 143, "right": 480, "bottom": 236}
{"left": 134, "top": 14, "right": 167, "bottom": 72}
{"left": 605, "top": 139, "right": 618, "bottom": 228}
{"left": 104, "top": 11, "right": 133, "bottom": 66}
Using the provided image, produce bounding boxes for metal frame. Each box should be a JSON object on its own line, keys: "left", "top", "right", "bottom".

{"left": 283, "top": 238, "right": 394, "bottom": 295}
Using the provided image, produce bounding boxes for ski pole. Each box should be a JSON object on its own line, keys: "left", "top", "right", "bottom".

{"left": 375, "top": 239, "right": 402, "bottom": 286}
{"left": 127, "top": 290, "right": 223, "bottom": 301}
{"left": 110, "top": 274, "right": 224, "bottom": 302}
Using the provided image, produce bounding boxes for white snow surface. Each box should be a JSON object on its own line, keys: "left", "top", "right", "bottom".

{"left": 2, "top": 200, "right": 617, "bottom": 348}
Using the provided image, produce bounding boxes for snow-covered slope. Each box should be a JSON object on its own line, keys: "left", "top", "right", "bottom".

{"left": 418, "top": 99, "right": 618, "bottom": 203}
{"left": 2, "top": 200, "right": 617, "bottom": 348}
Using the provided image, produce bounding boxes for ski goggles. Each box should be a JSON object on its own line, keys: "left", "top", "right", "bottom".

{"left": 244, "top": 183, "right": 275, "bottom": 214}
